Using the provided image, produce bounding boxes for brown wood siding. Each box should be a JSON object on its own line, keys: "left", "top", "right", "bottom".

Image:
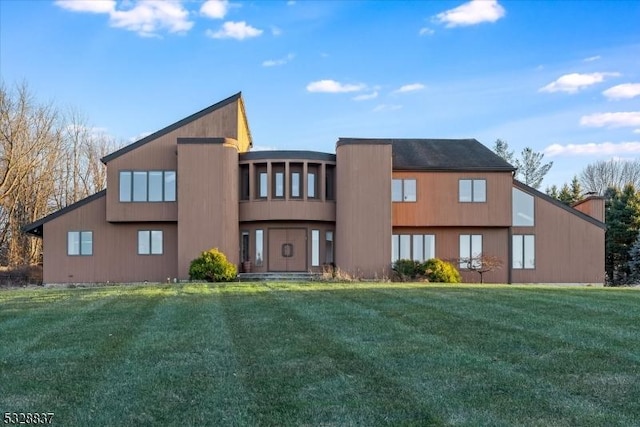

{"left": 512, "top": 192, "right": 605, "bottom": 283}
{"left": 177, "top": 142, "right": 239, "bottom": 279}
{"left": 392, "top": 171, "right": 512, "bottom": 227}
{"left": 336, "top": 143, "right": 392, "bottom": 278}
{"left": 239, "top": 200, "right": 336, "bottom": 222}
{"left": 573, "top": 197, "right": 605, "bottom": 222}
{"left": 42, "top": 194, "right": 177, "bottom": 283}
{"left": 393, "top": 226, "right": 509, "bottom": 283}
{"left": 106, "top": 100, "right": 240, "bottom": 222}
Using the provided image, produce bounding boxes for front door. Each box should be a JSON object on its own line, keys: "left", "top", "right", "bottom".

{"left": 268, "top": 228, "right": 307, "bottom": 272}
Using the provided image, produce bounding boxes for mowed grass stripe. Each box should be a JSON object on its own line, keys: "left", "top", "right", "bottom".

{"left": 219, "top": 284, "right": 442, "bottom": 426}
{"left": 69, "top": 285, "right": 255, "bottom": 426}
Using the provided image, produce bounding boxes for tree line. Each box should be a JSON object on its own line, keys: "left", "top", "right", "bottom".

{"left": 1, "top": 82, "right": 121, "bottom": 267}
{"left": 493, "top": 139, "right": 640, "bottom": 286}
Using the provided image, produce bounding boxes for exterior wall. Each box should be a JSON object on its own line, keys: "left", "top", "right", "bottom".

{"left": 236, "top": 101, "right": 252, "bottom": 153}
{"left": 106, "top": 99, "right": 241, "bottom": 222}
{"left": 239, "top": 221, "right": 335, "bottom": 273}
{"left": 240, "top": 201, "right": 335, "bottom": 222}
{"left": 43, "top": 194, "right": 177, "bottom": 283}
{"left": 336, "top": 142, "right": 392, "bottom": 278}
{"left": 512, "top": 189, "right": 605, "bottom": 284}
{"left": 392, "top": 171, "right": 513, "bottom": 227}
{"left": 573, "top": 197, "right": 605, "bottom": 222}
{"left": 177, "top": 139, "right": 239, "bottom": 279}
{"left": 393, "top": 226, "right": 510, "bottom": 283}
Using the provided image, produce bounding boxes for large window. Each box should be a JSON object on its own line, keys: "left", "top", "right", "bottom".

{"left": 120, "top": 171, "right": 176, "bottom": 202}
{"left": 513, "top": 235, "right": 535, "bottom": 269}
{"left": 255, "top": 229, "right": 264, "bottom": 266}
{"left": 138, "top": 230, "right": 163, "bottom": 255}
{"left": 459, "top": 179, "right": 486, "bottom": 202}
{"left": 392, "top": 179, "right": 417, "bottom": 202}
{"left": 513, "top": 188, "right": 534, "bottom": 226}
{"left": 391, "top": 234, "right": 435, "bottom": 262}
{"left": 459, "top": 234, "right": 482, "bottom": 269}
{"left": 68, "top": 231, "right": 92, "bottom": 256}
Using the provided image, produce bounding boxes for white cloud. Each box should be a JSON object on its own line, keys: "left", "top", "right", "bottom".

{"left": 109, "top": 1, "right": 194, "bottom": 36}
{"left": 55, "top": 0, "right": 115, "bottom": 13}
{"left": 262, "top": 53, "right": 294, "bottom": 67}
{"left": 128, "top": 131, "right": 153, "bottom": 142}
{"left": 306, "top": 80, "right": 366, "bottom": 93}
{"left": 544, "top": 141, "right": 640, "bottom": 157}
{"left": 603, "top": 83, "right": 640, "bottom": 100}
{"left": 583, "top": 55, "right": 601, "bottom": 62}
{"left": 353, "top": 91, "right": 378, "bottom": 101}
{"left": 419, "top": 27, "right": 434, "bottom": 36}
{"left": 539, "top": 72, "right": 620, "bottom": 94}
{"left": 580, "top": 112, "right": 640, "bottom": 128}
{"left": 634, "top": 129, "right": 640, "bottom": 134}
{"left": 200, "top": 0, "right": 228, "bottom": 19}
{"left": 271, "top": 26, "right": 282, "bottom": 36}
{"left": 373, "top": 104, "right": 402, "bottom": 112}
{"left": 394, "top": 83, "right": 425, "bottom": 93}
{"left": 206, "top": 21, "right": 263, "bottom": 40}
{"left": 434, "top": 0, "right": 506, "bottom": 27}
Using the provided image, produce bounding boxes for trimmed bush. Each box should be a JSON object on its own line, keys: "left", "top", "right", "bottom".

{"left": 189, "top": 248, "right": 237, "bottom": 282}
{"left": 422, "top": 258, "right": 461, "bottom": 283}
{"left": 392, "top": 259, "right": 422, "bottom": 281}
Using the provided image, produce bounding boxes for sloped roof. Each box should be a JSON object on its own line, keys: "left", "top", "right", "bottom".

{"left": 337, "top": 138, "right": 516, "bottom": 171}
{"left": 513, "top": 180, "right": 606, "bottom": 229}
{"left": 22, "top": 190, "right": 107, "bottom": 237}
{"left": 101, "top": 92, "right": 248, "bottom": 164}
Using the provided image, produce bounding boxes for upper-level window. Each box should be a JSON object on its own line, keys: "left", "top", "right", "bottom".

{"left": 259, "top": 172, "right": 268, "bottom": 198}
{"left": 459, "top": 179, "right": 486, "bottom": 203}
{"left": 291, "top": 172, "right": 301, "bottom": 198}
{"left": 275, "top": 172, "right": 284, "bottom": 198}
{"left": 308, "top": 172, "right": 317, "bottom": 198}
{"left": 392, "top": 179, "right": 416, "bottom": 202}
{"left": 513, "top": 188, "right": 534, "bottom": 226}
{"left": 326, "top": 165, "right": 335, "bottom": 201}
{"left": 120, "top": 171, "right": 176, "bottom": 202}
{"left": 239, "top": 165, "right": 249, "bottom": 201}
{"left": 68, "top": 231, "right": 92, "bottom": 256}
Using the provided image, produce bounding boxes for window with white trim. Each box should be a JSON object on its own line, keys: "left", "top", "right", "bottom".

{"left": 68, "top": 231, "right": 93, "bottom": 256}
{"left": 459, "top": 179, "right": 486, "bottom": 202}
{"left": 513, "top": 235, "right": 535, "bottom": 269}
{"left": 392, "top": 179, "right": 417, "bottom": 202}
{"left": 138, "top": 230, "right": 163, "bottom": 255}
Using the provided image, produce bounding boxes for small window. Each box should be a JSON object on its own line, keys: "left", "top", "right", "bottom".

{"left": 312, "top": 229, "right": 320, "bottom": 266}
{"left": 392, "top": 179, "right": 417, "bottom": 202}
{"left": 259, "top": 172, "right": 268, "bottom": 198}
{"left": 138, "top": 230, "right": 163, "bottom": 255}
{"left": 459, "top": 179, "right": 486, "bottom": 203}
{"left": 119, "top": 171, "right": 132, "bottom": 202}
{"left": 513, "top": 235, "right": 535, "bottom": 269}
{"left": 325, "top": 231, "right": 334, "bottom": 264}
{"left": 275, "top": 172, "right": 284, "bottom": 198}
{"left": 68, "top": 231, "right": 92, "bottom": 256}
{"left": 239, "top": 165, "right": 249, "bottom": 201}
{"left": 255, "top": 230, "right": 264, "bottom": 266}
{"left": 148, "top": 171, "right": 163, "bottom": 202}
{"left": 291, "top": 172, "right": 300, "bottom": 198}
{"left": 133, "top": 171, "right": 148, "bottom": 202}
{"left": 325, "top": 166, "right": 335, "bottom": 201}
{"left": 164, "top": 171, "right": 176, "bottom": 202}
{"left": 308, "top": 172, "right": 316, "bottom": 198}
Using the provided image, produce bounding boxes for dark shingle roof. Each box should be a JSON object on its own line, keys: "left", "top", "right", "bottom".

{"left": 337, "top": 138, "right": 516, "bottom": 171}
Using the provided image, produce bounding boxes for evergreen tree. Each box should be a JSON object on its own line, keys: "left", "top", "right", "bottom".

{"left": 558, "top": 184, "right": 573, "bottom": 205}
{"left": 570, "top": 175, "right": 583, "bottom": 203}
{"left": 546, "top": 185, "right": 559, "bottom": 199}
{"left": 626, "top": 232, "right": 640, "bottom": 284}
{"left": 605, "top": 184, "right": 640, "bottom": 285}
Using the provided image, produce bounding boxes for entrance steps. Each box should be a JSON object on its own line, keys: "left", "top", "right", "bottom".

{"left": 237, "top": 272, "right": 322, "bottom": 282}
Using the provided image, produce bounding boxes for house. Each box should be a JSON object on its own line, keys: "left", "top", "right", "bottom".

{"left": 23, "top": 93, "right": 605, "bottom": 284}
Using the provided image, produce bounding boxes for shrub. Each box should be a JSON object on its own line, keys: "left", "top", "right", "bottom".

{"left": 189, "top": 248, "right": 237, "bottom": 282}
{"left": 422, "top": 258, "right": 461, "bottom": 283}
{"left": 392, "top": 259, "right": 423, "bottom": 281}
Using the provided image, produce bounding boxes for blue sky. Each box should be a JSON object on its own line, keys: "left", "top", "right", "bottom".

{"left": 1, "top": 0, "right": 639, "bottom": 189}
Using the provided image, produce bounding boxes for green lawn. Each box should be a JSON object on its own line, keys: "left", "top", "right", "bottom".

{"left": 1, "top": 283, "right": 638, "bottom": 426}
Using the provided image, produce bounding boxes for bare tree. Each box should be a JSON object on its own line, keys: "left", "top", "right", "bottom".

{"left": 458, "top": 254, "right": 504, "bottom": 284}
{"left": 493, "top": 140, "right": 553, "bottom": 189}
{"left": 493, "top": 139, "right": 514, "bottom": 165}
{"left": 580, "top": 159, "right": 640, "bottom": 195}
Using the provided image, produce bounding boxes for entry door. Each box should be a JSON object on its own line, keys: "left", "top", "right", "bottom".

{"left": 268, "top": 228, "right": 307, "bottom": 272}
